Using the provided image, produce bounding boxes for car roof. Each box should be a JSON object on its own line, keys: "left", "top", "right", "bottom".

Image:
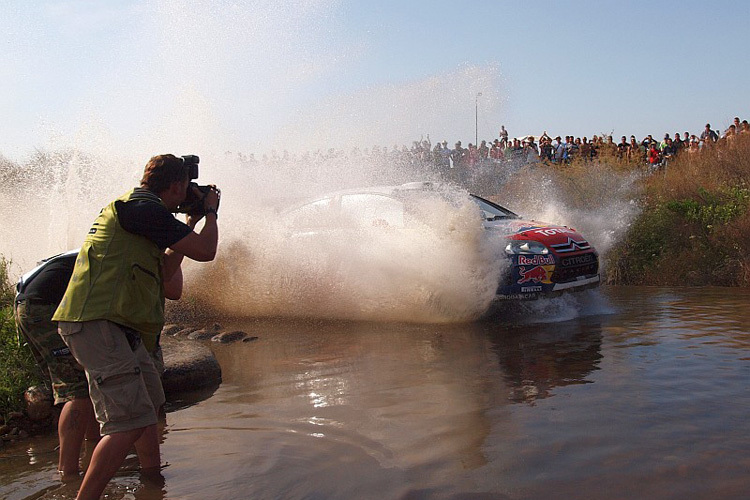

{"left": 282, "top": 181, "right": 520, "bottom": 218}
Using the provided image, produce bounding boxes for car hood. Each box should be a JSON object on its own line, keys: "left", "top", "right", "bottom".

{"left": 485, "top": 219, "right": 595, "bottom": 254}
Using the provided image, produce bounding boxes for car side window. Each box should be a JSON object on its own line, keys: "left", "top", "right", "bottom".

{"left": 340, "top": 194, "right": 405, "bottom": 228}
{"left": 290, "top": 198, "right": 333, "bottom": 229}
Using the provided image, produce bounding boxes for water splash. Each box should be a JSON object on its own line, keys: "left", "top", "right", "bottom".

{"left": 186, "top": 183, "right": 508, "bottom": 322}
{"left": 496, "top": 162, "right": 642, "bottom": 259}
{"left": 0, "top": 1, "right": 638, "bottom": 323}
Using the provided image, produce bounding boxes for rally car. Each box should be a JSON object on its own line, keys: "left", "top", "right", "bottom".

{"left": 282, "top": 182, "right": 600, "bottom": 302}
{"left": 476, "top": 194, "right": 600, "bottom": 300}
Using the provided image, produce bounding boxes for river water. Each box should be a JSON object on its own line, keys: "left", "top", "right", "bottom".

{"left": 1, "top": 286, "right": 749, "bottom": 500}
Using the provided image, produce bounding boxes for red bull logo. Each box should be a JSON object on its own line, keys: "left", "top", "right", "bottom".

{"left": 517, "top": 265, "right": 549, "bottom": 284}
{"left": 518, "top": 254, "right": 554, "bottom": 266}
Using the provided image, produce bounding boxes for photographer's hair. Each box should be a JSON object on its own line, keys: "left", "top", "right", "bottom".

{"left": 140, "top": 154, "right": 188, "bottom": 194}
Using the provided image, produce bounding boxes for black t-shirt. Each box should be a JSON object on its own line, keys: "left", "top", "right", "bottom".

{"left": 17, "top": 254, "right": 76, "bottom": 304}
{"left": 116, "top": 189, "right": 193, "bottom": 250}
{"left": 17, "top": 191, "right": 191, "bottom": 304}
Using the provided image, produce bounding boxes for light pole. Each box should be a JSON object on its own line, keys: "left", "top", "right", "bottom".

{"left": 475, "top": 92, "right": 482, "bottom": 146}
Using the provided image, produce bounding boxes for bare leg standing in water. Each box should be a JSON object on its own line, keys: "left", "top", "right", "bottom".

{"left": 75, "top": 427, "right": 150, "bottom": 500}
{"left": 58, "top": 398, "right": 99, "bottom": 479}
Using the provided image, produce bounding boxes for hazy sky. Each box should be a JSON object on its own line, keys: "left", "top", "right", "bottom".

{"left": 2, "top": 0, "right": 748, "bottom": 160}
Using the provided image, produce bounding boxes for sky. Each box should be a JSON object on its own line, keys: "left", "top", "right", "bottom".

{"left": 1, "top": 0, "right": 749, "bottom": 161}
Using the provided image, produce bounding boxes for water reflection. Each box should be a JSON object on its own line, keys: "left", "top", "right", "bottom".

{"left": 481, "top": 320, "right": 603, "bottom": 404}
{"left": 179, "top": 314, "right": 609, "bottom": 498}
{"left": 4, "top": 288, "right": 750, "bottom": 499}
{"left": 208, "top": 319, "right": 504, "bottom": 475}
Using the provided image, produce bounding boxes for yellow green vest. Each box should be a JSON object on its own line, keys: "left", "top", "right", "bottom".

{"left": 53, "top": 189, "right": 165, "bottom": 351}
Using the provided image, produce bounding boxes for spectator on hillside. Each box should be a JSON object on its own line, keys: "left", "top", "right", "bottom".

{"left": 599, "top": 135, "right": 615, "bottom": 158}
{"left": 627, "top": 135, "right": 638, "bottom": 159}
{"left": 489, "top": 139, "right": 503, "bottom": 161}
{"left": 722, "top": 124, "right": 737, "bottom": 143}
{"left": 467, "top": 143, "right": 479, "bottom": 167}
{"left": 673, "top": 132, "right": 683, "bottom": 151}
{"left": 540, "top": 137, "right": 554, "bottom": 162}
{"left": 421, "top": 139, "right": 432, "bottom": 162}
{"left": 433, "top": 141, "right": 449, "bottom": 171}
{"left": 617, "top": 136, "right": 629, "bottom": 159}
{"left": 450, "top": 141, "right": 465, "bottom": 168}
{"left": 569, "top": 137, "right": 580, "bottom": 161}
{"left": 731, "top": 117, "right": 741, "bottom": 133}
{"left": 553, "top": 137, "right": 565, "bottom": 163}
{"left": 580, "top": 137, "right": 592, "bottom": 160}
{"left": 689, "top": 136, "right": 700, "bottom": 153}
{"left": 662, "top": 138, "right": 677, "bottom": 163}
{"left": 506, "top": 138, "right": 516, "bottom": 160}
{"left": 525, "top": 136, "right": 539, "bottom": 155}
{"left": 499, "top": 126, "right": 509, "bottom": 147}
{"left": 647, "top": 143, "right": 661, "bottom": 168}
{"left": 700, "top": 123, "right": 719, "bottom": 144}
{"left": 441, "top": 141, "right": 452, "bottom": 166}
{"left": 478, "top": 140, "right": 489, "bottom": 160}
{"left": 503, "top": 140, "right": 514, "bottom": 160}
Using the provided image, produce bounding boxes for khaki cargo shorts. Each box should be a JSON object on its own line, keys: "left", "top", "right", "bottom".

{"left": 58, "top": 320, "right": 165, "bottom": 435}
{"left": 14, "top": 301, "right": 89, "bottom": 405}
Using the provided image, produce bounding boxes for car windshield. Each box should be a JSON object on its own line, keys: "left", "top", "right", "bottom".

{"left": 341, "top": 193, "right": 405, "bottom": 228}
{"left": 470, "top": 195, "right": 518, "bottom": 221}
{"left": 285, "top": 188, "right": 519, "bottom": 231}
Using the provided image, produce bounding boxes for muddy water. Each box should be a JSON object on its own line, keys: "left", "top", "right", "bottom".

{"left": 2, "top": 287, "right": 749, "bottom": 500}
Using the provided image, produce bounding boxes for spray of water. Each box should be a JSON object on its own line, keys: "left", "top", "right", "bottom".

{"left": 187, "top": 183, "right": 507, "bottom": 322}
{"left": 1, "top": 1, "right": 638, "bottom": 323}
{"left": 488, "top": 160, "right": 642, "bottom": 321}
{"left": 496, "top": 162, "right": 641, "bottom": 258}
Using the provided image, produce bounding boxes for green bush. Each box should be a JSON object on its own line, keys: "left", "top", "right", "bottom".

{"left": 606, "top": 204, "right": 678, "bottom": 285}
{"left": 607, "top": 136, "right": 750, "bottom": 286}
{"left": 665, "top": 186, "right": 750, "bottom": 228}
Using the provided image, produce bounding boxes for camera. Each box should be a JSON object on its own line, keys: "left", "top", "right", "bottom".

{"left": 182, "top": 154, "right": 200, "bottom": 180}
{"left": 175, "top": 155, "right": 220, "bottom": 216}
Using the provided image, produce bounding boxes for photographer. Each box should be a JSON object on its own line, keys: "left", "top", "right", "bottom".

{"left": 53, "top": 154, "right": 219, "bottom": 500}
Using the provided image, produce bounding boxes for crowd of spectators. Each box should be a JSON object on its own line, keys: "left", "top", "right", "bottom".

{"left": 230, "top": 116, "right": 748, "bottom": 187}
{"left": 399, "top": 116, "right": 750, "bottom": 172}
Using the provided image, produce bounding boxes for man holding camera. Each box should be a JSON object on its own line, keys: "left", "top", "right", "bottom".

{"left": 53, "top": 154, "right": 220, "bottom": 500}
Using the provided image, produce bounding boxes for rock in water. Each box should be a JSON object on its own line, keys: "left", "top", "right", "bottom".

{"left": 24, "top": 386, "right": 52, "bottom": 422}
{"left": 211, "top": 330, "right": 247, "bottom": 343}
{"left": 161, "top": 324, "right": 183, "bottom": 336}
{"left": 161, "top": 336, "right": 222, "bottom": 394}
{"left": 173, "top": 327, "right": 196, "bottom": 337}
{"left": 187, "top": 323, "right": 223, "bottom": 341}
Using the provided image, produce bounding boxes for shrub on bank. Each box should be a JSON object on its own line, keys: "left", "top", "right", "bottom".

{"left": 607, "top": 135, "right": 750, "bottom": 285}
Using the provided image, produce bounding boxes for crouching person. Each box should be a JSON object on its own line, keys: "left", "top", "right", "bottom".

{"left": 53, "top": 154, "right": 220, "bottom": 500}
{"left": 14, "top": 250, "right": 98, "bottom": 478}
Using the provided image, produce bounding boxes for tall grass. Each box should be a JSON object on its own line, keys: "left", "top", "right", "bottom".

{"left": 607, "top": 134, "right": 750, "bottom": 285}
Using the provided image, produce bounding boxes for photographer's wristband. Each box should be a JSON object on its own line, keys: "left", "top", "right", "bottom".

{"left": 205, "top": 207, "right": 218, "bottom": 219}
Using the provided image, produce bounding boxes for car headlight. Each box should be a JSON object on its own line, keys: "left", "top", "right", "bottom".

{"left": 505, "top": 240, "right": 549, "bottom": 255}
